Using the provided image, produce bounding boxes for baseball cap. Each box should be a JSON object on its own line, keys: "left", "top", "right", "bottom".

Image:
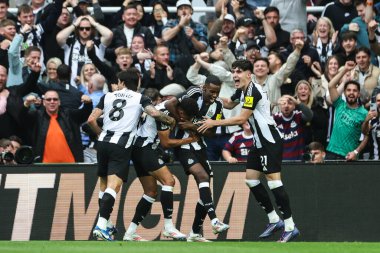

{"left": 236, "top": 17, "right": 256, "bottom": 27}
{"left": 176, "top": 0, "right": 192, "bottom": 8}
{"left": 224, "top": 14, "right": 235, "bottom": 24}
{"left": 246, "top": 40, "right": 260, "bottom": 51}
{"left": 209, "top": 35, "right": 221, "bottom": 50}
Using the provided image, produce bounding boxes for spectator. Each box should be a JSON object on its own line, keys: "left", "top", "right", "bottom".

{"left": 222, "top": 121, "right": 253, "bottom": 163}
{"left": 22, "top": 90, "right": 92, "bottom": 163}
{"left": 321, "top": 0, "right": 357, "bottom": 31}
{"left": 149, "top": 1, "right": 169, "bottom": 44}
{"left": 16, "top": 2, "right": 63, "bottom": 64}
{"left": 39, "top": 64, "right": 83, "bottom": 110}
{"left": 142, "top": 44, "right": 190, "bottom": 90}
{"left": 0, "top": 62, "right": 41, "bottom": 141}
{"left": 321, "top": 55, "right": 342, "bottom": 105}
{"left": 208, "top": 10, "right": 236, "bottom": 43}
{"left": 306, "top": 141, "right": 326, "bottom": 163}
{"left": 8, "top": 135, "right": 22, "bottom": 156}
{"left": 78, "top": 62, "right": 98, "bottom": 93}
{"left": 326, "top": 61, "right": 369, "bottom": 160}
{"left": 340, "top": 0, "right": 380, "bottom": 64}
{"left": 56, "top": 15, "right": 113, "bottom": 87}
{"left": 40, "top": 7, "right": 71, "bottom": 64}
{"left": 281, "top": 29, "right": 320, "bottom": 89}
{"left": 261, "top": 6, "right": 290, "bottom": 52}
{"left": 350, "top": 47, "right": 380, "bottom": 107}
{"left": 0, "top": 137, "right": 14, "bottom": 165}
{"left": 44, "top": 57, "right": 62, "bottom": 83}
{"left": 67, "top": 0, "right": 105, "bottom": 24}
{"left": 105, "top": 3, "right": 156, "bottom": 62}
{"left": 115, "top": 47, "right": 133, "bottom": 72}
{"left": 0, "top": 0, "right": 17, "bottom": 23}
{"left": 270, "top": 0, "right": 307, "bottom": 35}
{"left": 274, "top": 94, "right": 313, "bottom": 161}
{"left": 130, "top": 34, "right": 152, "bottom": 77}
{"left": 294, "top": 80, "right": 329, "bottom": 147}
{"left": 215, "top": 0, "right": 257, "bottom": 21}
{"left": 311, "top": 17, "right": 338, "bottom": 71}
{"left": 0, "top": 19, "right": 17, "bottom": 69}
{"left": 335, "top": 31, "right": 357, "bottom": 63}
{"left": 162, "top": 0, "right": 208, "bottom": 71}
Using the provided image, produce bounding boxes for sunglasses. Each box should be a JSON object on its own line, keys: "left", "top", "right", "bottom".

{"left": 45, "top": 98, "right": 59, "bottom": 102}
{"left": 79, "top": 27, "right": 91, "bottom": 31}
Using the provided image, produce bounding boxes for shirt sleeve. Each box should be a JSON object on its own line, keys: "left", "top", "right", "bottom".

{"left": 96, "top": 94, "right": 106, "bottom": 110}
{"left": 242, "top": 84, "right": 262, "bottom": 110}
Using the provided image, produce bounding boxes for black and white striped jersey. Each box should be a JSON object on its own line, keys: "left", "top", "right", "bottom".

{"left": 134, "top": 102, "right": 170, "bottom": 149}
{"left": 176, "top": 86, "right": 223, "bottom": 150}
{"left": 96, "top": 88, "right": 152, "bottom": 148}
{"left": 232, "top": 81, "right": 282, "bottom": 148}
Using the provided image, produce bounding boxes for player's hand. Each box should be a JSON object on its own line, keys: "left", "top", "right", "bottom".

{"left": 178, "top": 120, "right": 195, "bottom": 131}
{"left": 197, "top": 117, "right": 216, "bottom": 134}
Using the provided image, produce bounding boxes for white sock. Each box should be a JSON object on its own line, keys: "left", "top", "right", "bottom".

{"left": 126, "top": 222, "right": 138, "bottom": 235}
{"left": 96, "top": 217, "right": 108, "bottom": 230}
{"left": 106, "top": 219, "right": 114, "bottom": 228}
{"left": 164, "top": 218, "right": 174, "bottom": 230}
{"left": 268, "top": 210, "right": 280, "bottom": 223}
{"left": 284, "top": 217, "right": 295, "bottom": 232}
{"left": 211, "top": 218, "right": 219, "bottom": 226}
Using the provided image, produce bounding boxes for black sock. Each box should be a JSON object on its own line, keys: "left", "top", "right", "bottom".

{"left": 192, "top": 201, "right": 207, "bottom": 234}
{"left": 271, "top": 186, "right": 292, "bottom": 219}
{"left": 132, "top": 196, "right": 154, "bottom": 225}
{"left": 250, "top": 183, "right": 274, "bottom": 214}
{"left": 199, "top": 186, "right": 217, "bottom": 221}
{"left": 160, "top": 188, "right": 173, "bottom": 219}
{"left": 99, "top": 192, "right": 115, "bottom": 220}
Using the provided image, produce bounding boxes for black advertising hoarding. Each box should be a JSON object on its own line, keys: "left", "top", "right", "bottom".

{"left": 0, "top": 162, "right": 380, "bottom": 241}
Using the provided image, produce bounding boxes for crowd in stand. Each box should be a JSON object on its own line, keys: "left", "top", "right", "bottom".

{"left": 0, "top": 0, "right": 380, "bottom": 164}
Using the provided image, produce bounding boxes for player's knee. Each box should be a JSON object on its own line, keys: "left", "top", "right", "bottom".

{"left": 161, "top": 176, "right": 175, "bottom": 187}
{"left": 144, "top": 190, "right": 158, "bottom": 199}
{"left": 267, "top": 180, "right": 283, "bottom": 190}
{"left": 194, "top": 172, "right": 210, "bottom": 184}
{"left": 245, "top": 179, "right": 260, "bottom": 188}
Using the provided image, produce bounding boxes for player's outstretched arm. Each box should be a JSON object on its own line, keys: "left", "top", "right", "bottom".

{"left": 145, "top": 105, "right": 176, "bottom": 130}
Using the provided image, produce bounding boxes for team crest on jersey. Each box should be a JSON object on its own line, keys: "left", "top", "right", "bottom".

{"left": 216, "top": 113, "right": 222, "bottom": 120}
{"left": 244, "top": 96, "right": 254, "bottom": 108}
{"left": 187, "top": 159, "right": 194, "bottom": 165}
{"left": 290, "top": 120, "right": 297, "bottom": 128}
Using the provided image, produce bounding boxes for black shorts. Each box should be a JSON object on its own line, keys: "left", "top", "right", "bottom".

{"left": 132, "top": 144, "right": 166, "bottom": 178}
{"left": 174, "top": 148, "right": 213, "bottom": 177}
{"left": 96, "top": 141, "right": 132, "bottom": 182}
{"left": 246, "top": 130, "right": 283, "bottom": 174}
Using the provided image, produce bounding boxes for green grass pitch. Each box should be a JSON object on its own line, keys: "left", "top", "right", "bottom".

{"left": 1, "top": 241, "right": 380, "bottom": 253}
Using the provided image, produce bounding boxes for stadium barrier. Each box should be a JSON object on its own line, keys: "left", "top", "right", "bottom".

{"left": 0, "top": 161, "right": 379, "bottom": 241}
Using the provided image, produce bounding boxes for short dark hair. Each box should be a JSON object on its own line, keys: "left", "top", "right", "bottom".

{"left": 344, "top": 80, "right": 361, "bottom": 92}
{"left": 308, "top": 141, "right": 325, "bottom": 152}
{"left": 57, "top": 64, "right": 71, "bottom": 82}
{"left": 268, "top": 51, "right": 285, "bottom": 64}
{"left": 354, "top": 0, "right": 366, "bottom": 7}
{"left": 0, "top": 0, "right": 9, "bottom": 6}
{"left": 356, "top": 46, "right": 371, "bottom": 57}
{"left": 143, "top": 88, "right": 161, "bottom": 101}
{"left": 205, "top": 75, "right": 222, "bottom": 86}
{"left": 8, "top": 135, "right": 22, "bottom": 145}
{"left": 264, "top": 6, "right": 280, "bottom": 16}
{"left": 232, "top": 59, "right": 253, "bottom": 72}
{"left": 253, "top": 57, "right": 270, "bottom": 67}
{"left": 117, "top": 68, "right": 140, "bottom": 91}
{"left": 24, "top": 46, "right": 41, "bottom": 57}
{"left": 340, "top": 31, "right": 357, "bottom": 42}
{"left": 17, "top": 4, "right": 33, "bottom": 16}
{"left": 177, "top": 97, "right": 199, "bottom": 119}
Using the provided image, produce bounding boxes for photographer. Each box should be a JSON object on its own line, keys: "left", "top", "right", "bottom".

{"left": 304, "top": 142, "right": 326, "bottom": 164}
{"left": 0, "top": 138, "right": 15, "bottom": 165}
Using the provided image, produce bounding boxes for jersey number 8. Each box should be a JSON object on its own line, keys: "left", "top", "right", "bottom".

{"left": 109, "top": 99, "right": 127, "bottom": 121}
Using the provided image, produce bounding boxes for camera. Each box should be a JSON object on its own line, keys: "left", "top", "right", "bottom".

{"left": 302, "top": 152, "right": 314, "bottom": 162}
{"left": 0, "top": 151, "right": 14, "bottom": 164}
